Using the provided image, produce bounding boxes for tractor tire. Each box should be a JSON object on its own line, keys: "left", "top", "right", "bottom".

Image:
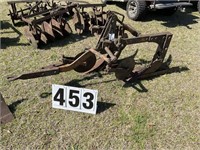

{"left": 126, "top": 0, "right": 146, "bottom": 20}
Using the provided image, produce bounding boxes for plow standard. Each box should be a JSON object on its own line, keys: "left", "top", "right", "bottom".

{"left": 8, "top": 11, "right": 173, "bottom": 82}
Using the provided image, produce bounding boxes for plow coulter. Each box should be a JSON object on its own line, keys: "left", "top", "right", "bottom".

{"left": 8, "top": 11, "right": 173, "bottom": 82}
{"left": 7, "top": 0, "right": 107, "bottom": 48}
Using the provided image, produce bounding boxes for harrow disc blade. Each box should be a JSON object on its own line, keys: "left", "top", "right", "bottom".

{"left": 41, "top": 21, "right": 55, "bottom": 41}
{"left": 63, "top": 22, "right": 72, "bottom": 35}
{"left": 24, "top": 27, "right": 39, "bottom": 49}
{"left": 74, "top": 52, "right": 97, "bottom": 73}
{"left": 60, "top": 18, "right": 72, "bottom": 36}
{"left": 40, "top": 33, "right": 48, "bottom": 45}
{"left": 51, "top": 18, "right": 63, "bottom": 37}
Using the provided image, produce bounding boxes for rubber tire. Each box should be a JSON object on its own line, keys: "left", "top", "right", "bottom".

{"left": 198, "top": 0, "right": 200, "bottom": 13}
{"left": 159, "top": 7, "right": 177, "bottom": 16}
{"left": 126, "top": 0, "right": 146, "bottom": 21}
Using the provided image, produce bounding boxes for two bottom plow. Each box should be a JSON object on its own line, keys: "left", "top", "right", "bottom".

{"left": 8, "top": 11, "right": 173, "bottom": 83}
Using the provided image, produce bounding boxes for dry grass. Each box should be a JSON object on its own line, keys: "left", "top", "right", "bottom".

{"left": 1, "top": 0, "right": 200, "bottom": 149}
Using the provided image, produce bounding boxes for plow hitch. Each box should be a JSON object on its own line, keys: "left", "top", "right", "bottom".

{"left": 8, "top": 11, "right": 173, "bottom": 82}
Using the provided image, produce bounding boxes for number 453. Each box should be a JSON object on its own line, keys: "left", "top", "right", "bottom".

{"left": 52, "top": 85, "right": 98, "bottom": 114}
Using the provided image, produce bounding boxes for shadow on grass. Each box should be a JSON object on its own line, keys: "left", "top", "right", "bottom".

{"left": 113, "top": 2, "right": 199, "bottom": 28}
{"left": 1, "top": 20, "right": 28, "bottom": 49}
{"left": 147, "top": 66, "right": 189, "bottom": 80}
{"left": 63, "top": 74, "right": 98, "bottom": 88}
{"left": 123, "top": 54, "right": 189, "bottom": 91}
{"left": 8, "top": 98, "right": 27, "bottom": 114}
{"left": 11, "top": 21, "right": 27, "bottom": 27}
{"left": 97, "top": 101, "right": 116, "bottom": 114}
{"left": 156, "top": 10, "right": 199, "bottom": 29}
{"left": 39, "top": 73, "right": 115, "bottom": 99}
{"left": 123, "top": 66, "right": 189, "bottom": 92}
{"left": 1, "top": 37, "right": 29, "bottom": 49}
{"left": 39, "top": 73, "right": 103, "bottom": 98}
{"left": 123, "top": 81, "right": 148, "bottom": 92}
{"left": 63, "top": 72, "right": 116, "bottom": 88}
{"left": 1, "top": 20, "right": 13, "bottom": 30}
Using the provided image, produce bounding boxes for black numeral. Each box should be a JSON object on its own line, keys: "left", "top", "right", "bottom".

{"left": 83, "top": 92, "right": 94, "bottom": 109}
{"left": 69, "top": 90, "right": 79, "bottom": 107}
{"left": 54, "top": 88, "right": 65, "bottom": 105}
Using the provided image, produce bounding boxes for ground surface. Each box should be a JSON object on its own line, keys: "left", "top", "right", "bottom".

{"left": 0, "top": 0, "right": 200, "bottom": 149}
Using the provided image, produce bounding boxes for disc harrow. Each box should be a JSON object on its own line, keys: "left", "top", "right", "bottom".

{"left": 7, "top": 0, "right": 71, "bottom": 47}
{"left": 8, "top": 1, "right": 107, "bottom": 48}
{"left": 8, "top": 11, "right": 173, "bottom": 83}
{"left": 72, "top": 4, "right": 107, "bottom": 35}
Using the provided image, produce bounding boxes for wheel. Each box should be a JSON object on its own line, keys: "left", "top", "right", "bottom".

{"left": 101, "top": 0, "right": 107, "bottom": 4}
{"left": 126, "top": 0, "right": 146, "bottom": 20}
{"left": 198, "top": 0, "right": 200, "bottom": 13}
{"left": 74, "top": 52, "right": 97, "bottom": 73}
{"left": 159, "top": 7, "right": 177, "bottom": 16}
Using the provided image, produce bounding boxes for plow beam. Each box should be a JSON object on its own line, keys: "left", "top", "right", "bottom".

{"left": 7, "top": 51, "right": 95, "bottom": 81}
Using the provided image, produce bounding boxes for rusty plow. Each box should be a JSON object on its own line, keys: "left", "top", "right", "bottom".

{"left": 8, "top": 11, "right": 173, "bottom": 83}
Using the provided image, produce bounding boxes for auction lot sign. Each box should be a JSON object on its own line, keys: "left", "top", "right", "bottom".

{"left": 52, "top": 84, "right": 98, "bottom": 114}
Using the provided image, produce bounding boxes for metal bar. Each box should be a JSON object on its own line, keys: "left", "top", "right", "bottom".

{"left": 31, "top": 4, "right": 77, "bottom": 25}
{"left": 123, "top": 32, "right": 171, "bottom": 45}
{"left": 104, "top": 47, "right": 117, "bottom": 62}
{"left": 88, "top": 48, "right": 111, "bottom": 64}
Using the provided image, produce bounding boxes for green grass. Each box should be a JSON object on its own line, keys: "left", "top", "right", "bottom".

{"left": 1, "top": 0, "right": 200, "bottom": 149}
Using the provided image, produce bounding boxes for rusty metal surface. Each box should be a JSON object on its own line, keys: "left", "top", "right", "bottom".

{"left": 0, "top": 93, "right": 14, "bottom": 124}
{"left": 8, "top": 11, "right": 173, "bottom": 83}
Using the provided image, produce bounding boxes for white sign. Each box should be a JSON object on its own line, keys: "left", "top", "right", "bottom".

{"left": 52, "top": 84, "right": 98, "bottom": 114}
{"left": 109, "top": 33, "right": 115, "bottom": 41}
